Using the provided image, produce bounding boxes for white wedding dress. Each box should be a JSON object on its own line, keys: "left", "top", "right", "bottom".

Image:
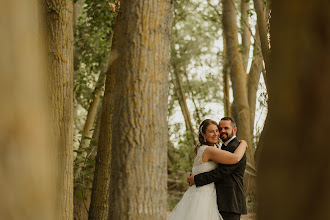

{"left": 168, "top": 145, "right": 223, "bottom": 220}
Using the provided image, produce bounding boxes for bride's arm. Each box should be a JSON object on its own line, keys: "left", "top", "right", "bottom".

{"left": 203, "top": 140, "right": 247, "bottom": 164}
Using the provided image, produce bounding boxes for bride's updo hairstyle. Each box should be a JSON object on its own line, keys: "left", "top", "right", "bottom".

{"left": 194, "top": 119, "right": 219, "bottom": 155}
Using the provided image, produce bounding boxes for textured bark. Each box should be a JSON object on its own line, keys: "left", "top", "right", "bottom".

{"left": 222, "top": 0, "right": 253, "bottom": 163}
{"left": 0, "top": 1, "right": 56, "bottom": 219}
{"left": 240, "top": 0, "right": 252, "bottom": 72}
{"left": 106, "top": 1, "right": 173, "bottom": 219}
{"left": 45, "top": 0, "right": 74, "bottom": 219}
{"left": 258, "top": 0, "right": 330, "bottom": 219}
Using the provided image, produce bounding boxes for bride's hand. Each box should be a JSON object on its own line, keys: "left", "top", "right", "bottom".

{"left": 240, "top": 140, "right": 248, "bottom": 148}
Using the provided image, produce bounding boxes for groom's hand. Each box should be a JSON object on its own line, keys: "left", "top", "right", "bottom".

{"left": 186, "top": 173, "right": 195, "bottom": 186}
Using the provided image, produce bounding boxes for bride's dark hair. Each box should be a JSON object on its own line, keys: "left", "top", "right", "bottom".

{"left": 194, "top": 119, "right": 219, "bottom": 155}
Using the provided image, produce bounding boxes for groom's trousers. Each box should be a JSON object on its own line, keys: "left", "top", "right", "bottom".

{"left": 220, "top": 211, "right": 241, "bottom": 220}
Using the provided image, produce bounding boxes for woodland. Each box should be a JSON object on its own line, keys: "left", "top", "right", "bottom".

{"left": 0, "top": 0, "right": 329, "bottom": 220}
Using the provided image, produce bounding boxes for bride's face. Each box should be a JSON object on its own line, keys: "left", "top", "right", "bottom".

{"left": 203, "top": 124, "right": 220, "bottom": 145}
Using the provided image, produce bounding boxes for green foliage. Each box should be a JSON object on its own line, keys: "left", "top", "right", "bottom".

{"left": 74, "top": 1, "right": 117, "bottom": 107}
{"left": 73, "top": 133, "right": 97, "bottom": 193}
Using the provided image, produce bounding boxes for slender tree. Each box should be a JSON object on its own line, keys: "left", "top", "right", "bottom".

{"left": 240, "top": 0, "right": 252, "bottom": 72}
{"left": 106, "top": 1, "right": 173, "bottom": 219}
{"left": 253, "top": 0, "right": 270, "bottom": 86}
{"left": 222, "top": 0, "right": 253, "bottom": 161}
{"left": 44, "top": 0, "right": 74, "bottom": 218}
{"left": 171, "top": 61, "right": 197, "bottom": 147}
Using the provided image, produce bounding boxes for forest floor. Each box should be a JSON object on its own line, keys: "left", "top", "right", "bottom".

{"left": 241, "top": 212, "right": 256, "bottom": 220}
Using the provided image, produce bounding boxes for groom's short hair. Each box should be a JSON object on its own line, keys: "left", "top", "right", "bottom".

{"left": 220, "top": 116, "right": 236, "bottom": 127}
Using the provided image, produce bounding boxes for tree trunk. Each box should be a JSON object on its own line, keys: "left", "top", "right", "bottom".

{"left": 0, "top": 0, "right": 56, "bottom": 219}
{"left": 73, "top": 0, "right": 84, "bottom": 26}
{"left": 88, "top": 68, "right": 115, "bottom": 220}
{"left": 107, "top": 1, "right": 173, "bottom": 219}
{"left": 253, "top": 0, "right": 270, "bottom": 86}
{"left": 182, "top": 69, "right": 203, "bottom": 125}
{"left": 75, "top": 67, "right": 107, "bottom": 177}
{"left": 247, "top": 28, "right": 263, "bottom": 138}
{"left": 74, "top": 70, "right": 106, "bottom": 220}
{"left": 258, "top": 0, "right": 330, "bottom": 219}
{"left": 45, "top": 0, "right": 74, "bottom": 219}
{"left": 222, "top": 0, "right": 253, "bottom": 163}
{"left": 172, "top": 60, "right": 197, "bottom": 147}
{"left": 240, "top": 0, "right": 251, "bottom": 72}
{"left": 74, "top": 105, "right": 103, "bottom": 220}
{"left": 222, "top": 32, "right": 231, "bottom": 117}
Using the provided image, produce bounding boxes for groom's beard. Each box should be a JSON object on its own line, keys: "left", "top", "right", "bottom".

{"left": 220, "top": 130, "right": 234, "bottom": 142}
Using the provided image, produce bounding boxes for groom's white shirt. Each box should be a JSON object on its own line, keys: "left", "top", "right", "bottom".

{"left": 221, "top": 135, "right": 236, "bottom": 148}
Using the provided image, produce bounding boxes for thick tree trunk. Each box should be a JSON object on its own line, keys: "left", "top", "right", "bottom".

{"left": 222, "top": 0, "right": 253, "bottom": 163}
{"left": 0, "top": 1, "right": 56, "bottom": 219}
{"left": 258, "top": 1, "right": 330, "bottom": 219}
{"left": 107, "top": 1, "right": 173, "bottom": 219}
{"left": 45, "top": 0, "right": 74, "bottom": 219}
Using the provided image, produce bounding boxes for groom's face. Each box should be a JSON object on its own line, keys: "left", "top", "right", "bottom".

{"left": 219, "top": 120, "right": 237, "bottom": 142}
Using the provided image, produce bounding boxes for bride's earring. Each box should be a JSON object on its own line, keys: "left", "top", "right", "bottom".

{"left": 204, "top": 136, "right": 206, "bottom": 142}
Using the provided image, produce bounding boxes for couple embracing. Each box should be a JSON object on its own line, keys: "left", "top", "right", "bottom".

{"left": 168, "top": 117, "right": 247, "bottom": 220}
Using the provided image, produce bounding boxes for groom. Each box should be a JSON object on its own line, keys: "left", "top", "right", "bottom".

{"left": 187, "top": 116, "right": 247, "bottom": 220}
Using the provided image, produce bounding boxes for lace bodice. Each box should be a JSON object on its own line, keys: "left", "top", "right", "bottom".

{"left": 192, "top": 145, "right": 217, "bottom": 175}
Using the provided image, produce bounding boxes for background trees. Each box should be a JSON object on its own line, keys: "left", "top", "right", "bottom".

{"left": 3, "top": 0, "right": 329, "bottom": 219}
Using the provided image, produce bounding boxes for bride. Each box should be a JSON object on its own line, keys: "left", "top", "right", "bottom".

{"left": 168, "top": 119, "right": 247, "bottom": 220}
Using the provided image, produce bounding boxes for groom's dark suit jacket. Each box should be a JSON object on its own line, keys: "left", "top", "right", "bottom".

{"left": 194, "top": 137, "right": 247, "bottom": 214}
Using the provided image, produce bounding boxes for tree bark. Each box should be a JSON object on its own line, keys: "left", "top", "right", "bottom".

{"left": 240, "top": 0, "right": 251, "bottom": 72}
{"left": 258, "top": 0, "right": 330, "bottom": 219}
{"left": 107, "top": 1, "right": 173, "bottom": 219}
{"left": 88, "top": 67, "right": 115, "bottom": 220}
{"left": 222, "top": 32, "right": 232, "bottom": 117}
{"left": 45, "top": 0, "right": 74, "bottom": 219}
{"left": 247, "top": 28, "right": 263, "bottom": 138}
{"left": 0, "top": 0, "right": 56, "bottom": 219}
{"left": 253, "top": 0, "right": 270, "bottom": 86}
